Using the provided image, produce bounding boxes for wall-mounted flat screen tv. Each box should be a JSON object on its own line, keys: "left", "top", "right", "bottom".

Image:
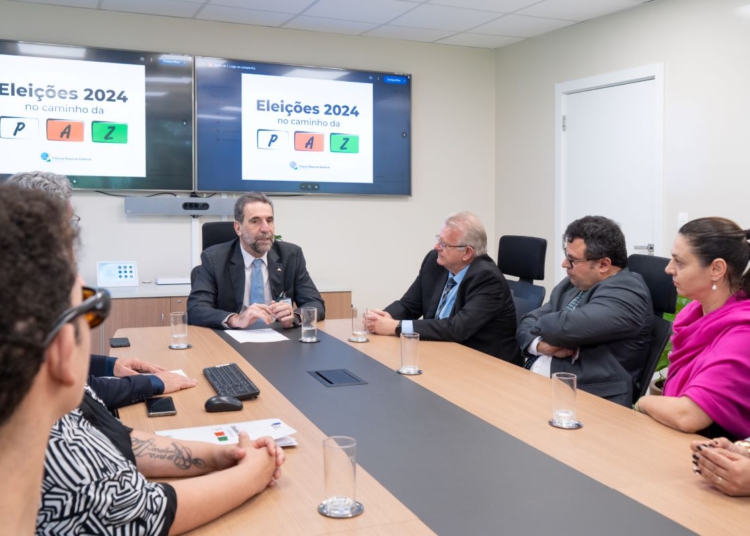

{"left": 0, "top": 40, "right": 193, "bottom": 191}
{"left": 195, "top": 57, "right": 411, "bottom": 196}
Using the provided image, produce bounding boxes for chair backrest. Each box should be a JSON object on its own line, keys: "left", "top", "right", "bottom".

{"left": 627, "top": 254, "right": 677, "bottom": 399}
{"left": 507, "top": 281, "right": 546, "bottom": 322}
{"left": 626, "top": 254, "right": 677, "bottom": 316}
{"left": 202, "top": 221, "right": 237, "bottom": 251}
{"left": 497, "top": 235, "right": 547, "bottom": 284}
{"left": 498, "top": 235, "right": 548, "bottom": 320}
{"left": 636, "top": 316, "right": 673, "bottom": 399}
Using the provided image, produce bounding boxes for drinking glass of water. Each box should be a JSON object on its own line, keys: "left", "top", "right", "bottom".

{"left": 300, "top": 307, "right": 318, "bottom": 343}
{"left": 397, "top": 332, "right": 421, "bottom": 375}
{"left": 549, "top": 372, "right": 582, "bottom": 429}
{"left": 169, "top": 311, "right": 191, "bottom": 350}
{"left": 348, "top": 307, "right": 369, "bottom": 343}
{"left": 318, "top": 436, "right": 364, "bottom": 518}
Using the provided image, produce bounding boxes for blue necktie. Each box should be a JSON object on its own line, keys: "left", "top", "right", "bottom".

{"left": 250, "top": 258, "right": 265, "bottom": 306}
{"left": 564, "top": 290, "right": 587, "bottom": 311}
{"left": 436, "top": 277, "right": 457, "bottom": 319}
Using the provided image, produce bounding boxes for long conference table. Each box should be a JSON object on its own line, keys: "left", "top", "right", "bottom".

{"left": 115, "top": 321, "right": 749, "bottom": 535}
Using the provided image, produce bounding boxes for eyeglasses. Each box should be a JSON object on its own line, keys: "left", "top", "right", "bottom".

{"left": 70, "top": 215, "right": 81, "bottom": 226}
{"left": 43, "top": 286, "right": 111, "bottom": 348}
{"left": 563, "top": 249, "right": 600, "bottom": 266}
{"left": 435, "top": 235, "right": 467, "bottom": 250}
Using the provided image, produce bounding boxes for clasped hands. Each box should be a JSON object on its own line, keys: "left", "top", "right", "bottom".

{"left": 228, "top": 301, "right": 296, "bottom": 329}
{"left": 691, "top": 438, "right": 750, "bottom": 497}
{"left": 363, "top": 309, "right": 399, "bottom": 336}
{"left": 214, "top": 432, "right": 285, "bottom": 489}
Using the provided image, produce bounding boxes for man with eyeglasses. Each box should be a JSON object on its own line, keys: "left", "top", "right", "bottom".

{"left": 188, "top": 191, "right": 325, "bottom": 329}
{"left": 365, "top": 212, "right": 520, "bottom": 363}
{"left": 517, "top": 215, "right": 652, "bottom": 406}
{"left": 7, "top": 170, "right": 197, "bottom": 410}
{"left": 0, "top": 184, "right": 106, "bottom": 534}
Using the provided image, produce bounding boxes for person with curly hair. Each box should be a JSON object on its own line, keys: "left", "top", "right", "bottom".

{"left": 7, "top": 170, "right": 198, "bottom": 410}
{"left": 0, "top": 183, "right": 99, "bottom": 535}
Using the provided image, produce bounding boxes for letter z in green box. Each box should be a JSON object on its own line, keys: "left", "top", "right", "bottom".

{"left": 92, "top": 122, "right": 128, "bottom": 144}
{"left": 330, "top": 133, "right": 359, "bottom": 153}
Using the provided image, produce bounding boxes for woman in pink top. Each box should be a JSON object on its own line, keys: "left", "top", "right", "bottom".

{"left": 636, "top": 217, "right": 750, "bottom": 440}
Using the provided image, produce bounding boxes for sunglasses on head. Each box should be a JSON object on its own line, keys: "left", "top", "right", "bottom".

{"left": 43, "top": 286, "right": 111, "bottom": 348}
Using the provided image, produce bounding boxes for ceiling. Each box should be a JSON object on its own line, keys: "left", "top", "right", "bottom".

{"left": 11, "top": 0, "right": 652, "bottom": 49}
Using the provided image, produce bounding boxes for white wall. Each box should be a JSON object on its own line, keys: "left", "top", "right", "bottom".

{"left": 495, "top": 0, "right": 750, "bottom": 292}
{"left": 0, "top": 0, "right": 496, "bottom": 310}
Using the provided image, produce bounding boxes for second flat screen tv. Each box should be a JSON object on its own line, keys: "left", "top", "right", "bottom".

{"left": 195, "top": 57, "right": 411, "bottom": 196}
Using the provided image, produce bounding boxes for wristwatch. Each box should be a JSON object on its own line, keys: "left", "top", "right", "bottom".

{"left": 395, "top": 321, "right": 402, "bottom": 336}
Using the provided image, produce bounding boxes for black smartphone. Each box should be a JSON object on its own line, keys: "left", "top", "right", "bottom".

{"left": 110, "top": 337, "right": 131, "bottom": 348}
{"left": 146, "top": 396, "right": 176, "bottom": 417}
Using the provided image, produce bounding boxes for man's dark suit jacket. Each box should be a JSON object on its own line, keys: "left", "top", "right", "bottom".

{"left": 516, "top": 268, "right": 653, "bottom": 406}
{"left": 88, "top": 355, "right": 156, "bottom": 410}
{"left": 187, "top": 239, "right": 325, "bottom": 329}
{"left": 385, "top": 250, "right": 520, "bottom": 364}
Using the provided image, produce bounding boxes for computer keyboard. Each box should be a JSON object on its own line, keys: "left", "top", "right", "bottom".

{"left": 203, "top": 363, "right": 260, "bottom": 400}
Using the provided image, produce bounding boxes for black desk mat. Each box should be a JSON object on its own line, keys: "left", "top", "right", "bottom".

{"left": 217, "top": 328, "right": 693, "bottom": 536}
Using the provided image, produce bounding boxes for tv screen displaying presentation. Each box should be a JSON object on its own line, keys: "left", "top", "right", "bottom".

{"left": 195, "top": 57, "right": 411, "bottom": 195}
{"left": 0, "top": 40, "right": 193, "bottom": 191}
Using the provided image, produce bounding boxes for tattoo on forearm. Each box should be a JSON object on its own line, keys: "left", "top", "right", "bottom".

{"left": 131, "top": 437, "right": 207, "bottom": 470}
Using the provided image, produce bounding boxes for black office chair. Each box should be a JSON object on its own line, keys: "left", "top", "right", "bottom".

{"left": 202, "top": 221, "right": 237, "bottom": 251}
{"left": 627, "top": 254, "right": 678, "bottom": 399}
{"left": 497, "top": 235, "right": 547, "bottom": 321}
{"left": 190, "top": 222, "right": 237, "bottom": 288}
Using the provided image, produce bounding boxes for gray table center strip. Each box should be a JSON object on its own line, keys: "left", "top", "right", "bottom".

{"left": 217, "top": 328, "right": 693, "bottom": 536}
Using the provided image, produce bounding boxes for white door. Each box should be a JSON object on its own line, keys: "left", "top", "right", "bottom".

{"left": 555, "top": 65, "right": 664, "bottom": 282}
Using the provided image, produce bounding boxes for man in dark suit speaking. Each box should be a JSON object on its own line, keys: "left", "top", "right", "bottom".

{"left": 188, "top": 192, "right": 325, "bottom": 329}
{"left": 365, "top": 212, "right": 519, "bottom": 363}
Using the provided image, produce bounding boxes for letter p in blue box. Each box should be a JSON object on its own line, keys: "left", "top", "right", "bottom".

{"left": 257, "top": 129, "right": 288, "bottom": 150}
{"left": 0, "top": 116, "right": 39, "bottom": 139}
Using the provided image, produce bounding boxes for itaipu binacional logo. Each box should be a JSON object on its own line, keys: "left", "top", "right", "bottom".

{"left": 289, "top": 161, "right": 298, "bottom": 170}
{"left": 40, "top": 152, "right": 51, "bottom": 163}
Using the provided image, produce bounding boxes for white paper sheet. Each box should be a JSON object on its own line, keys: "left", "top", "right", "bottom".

{"left": 224, "top": 329, "right": 290, "bottom": 343}
{"left": 156, "top": 418, "right": 297, "bottom": 447}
